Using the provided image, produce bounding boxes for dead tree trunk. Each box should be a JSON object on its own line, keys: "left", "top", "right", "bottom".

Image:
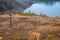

{"left": 0, "top": 12, "right": 2, "bottom": 27}
{"left": 0, "top": 13, "right": 1, "bottom": 27}
{"left": 9, "top": 13, "right": 12, "bottom": 27}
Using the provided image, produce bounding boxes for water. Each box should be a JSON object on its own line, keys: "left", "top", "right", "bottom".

{"left": 24, "top": 1, "right": 60, "bottom": 17}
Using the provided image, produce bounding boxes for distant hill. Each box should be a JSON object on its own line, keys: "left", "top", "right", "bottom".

{"left": 0, "top": 0, "right": 33, "bottom": 12}
{"left": 0, "top": 0, "right": 60, "bottom": 12}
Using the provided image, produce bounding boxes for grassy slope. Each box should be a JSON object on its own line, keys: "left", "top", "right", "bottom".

{"left": 0, "top": 13, "right": 60, "bottom": 40}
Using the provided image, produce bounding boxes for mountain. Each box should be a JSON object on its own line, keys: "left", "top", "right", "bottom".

{"left": 0, "top": 0, "right": 34, "bottom": 12}
{"left": 0, "top": 0, "right": 60, "bottom": 12}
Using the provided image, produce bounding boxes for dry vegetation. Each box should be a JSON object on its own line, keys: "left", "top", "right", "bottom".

{"left": 0, "top": 12, "right": 60, "bottom": 40}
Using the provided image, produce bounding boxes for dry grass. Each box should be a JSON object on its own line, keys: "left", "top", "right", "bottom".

{"left": 0, "top": 13, "right": 60, "bottom": 40}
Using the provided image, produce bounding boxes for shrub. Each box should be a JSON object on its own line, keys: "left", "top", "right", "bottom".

{"left": 10, "top": 35, "right": 27, "bottom": 40}
{"left": 40, "top": 13, "right": 47, "bottom": 17}
{"left": 48, "top": 36, "right": 52, "bottom": 40}
{"left": 18, "top": 11, "right": 36, "bottom": 16}
{"left": 18, "top": 11, "right": 24, "bottom": 15}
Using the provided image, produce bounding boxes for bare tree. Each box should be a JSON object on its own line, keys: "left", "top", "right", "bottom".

{"left": 9, "top": 13, "right": 12, "bottom": 27}
{"left": 0, "top": 12, "right": 2, "bottom": 27}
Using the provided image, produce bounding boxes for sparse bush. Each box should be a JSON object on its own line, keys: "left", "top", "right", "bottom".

{"left": 40, "top": 13, "right": 47, "bottom": 17}
{"left": 18, "top": 11, "right": 37, "bottom": 16}
{"left": 18, "top": 11, "right": 24, "bottom": 15}
{"left": 48, "top": 36, "right": 53, "bottom": 40}
{"left": 25, "top": 12, "right": 33, "bottom": 16}
{"left": 9, "top": 35, "right": 27, "bottom": 40}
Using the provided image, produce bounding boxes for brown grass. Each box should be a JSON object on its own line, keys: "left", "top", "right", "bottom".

{"left": 0, "top": 13, "right": 60, "bottom": 40}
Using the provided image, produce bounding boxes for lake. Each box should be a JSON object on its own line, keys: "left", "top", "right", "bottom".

{"left": 24, "top": 1, "right": 60, "bottom": 17}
